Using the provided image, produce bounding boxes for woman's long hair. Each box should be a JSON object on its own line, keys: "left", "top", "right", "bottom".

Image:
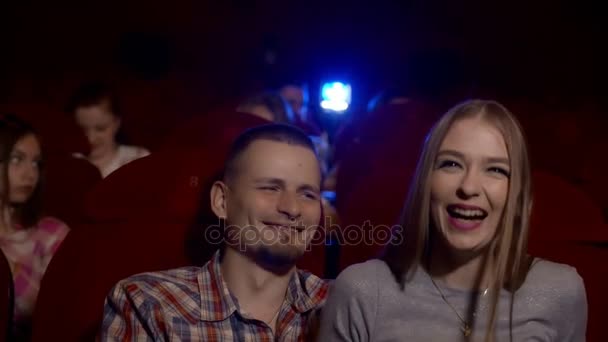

{"left": 0, "top": 114, "right": 44, "bottom": 228}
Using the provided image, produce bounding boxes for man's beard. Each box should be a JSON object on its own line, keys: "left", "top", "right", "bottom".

{"left": 250, "top": 243, "right": 305, "bottom": 275}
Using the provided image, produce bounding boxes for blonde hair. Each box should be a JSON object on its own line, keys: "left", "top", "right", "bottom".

{"left": 383, "top": 99, "right": 533, "bottom": 341}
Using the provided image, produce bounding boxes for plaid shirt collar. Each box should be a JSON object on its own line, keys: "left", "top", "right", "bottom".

{"left": 199, "top": 250, "right": 326, "bottom": 322}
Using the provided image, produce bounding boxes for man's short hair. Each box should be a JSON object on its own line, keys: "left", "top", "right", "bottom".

{"left": 223, "top": 124, "right": 317, "bottom": 184}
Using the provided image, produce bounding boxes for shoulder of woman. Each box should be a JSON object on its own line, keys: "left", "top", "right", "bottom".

{"left": 332, "top": 259, "right": 392, "bottom": 296}
{"left": 525, "top": 258, "right": 586, "bottom": 300}
{"left": 118, "top": 145, "right": 150, "bottom": 157}
{"left": 35, "top": 217, "right": 70, "bottom": 235}
{"left": 34, "top": 217, "right": 70, "bottom": 255}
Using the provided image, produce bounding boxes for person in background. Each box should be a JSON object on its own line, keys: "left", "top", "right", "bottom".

{"left": 236, "top": 91, "right": 295, "bottom": 124}
{"left": 0, "top": 114, "right": 69, "bottom": 340}
{"left": 66, "top": 82, "right": 150, "bottom": 178}
{"left": 280, "top": 83, "right": 309, "bottom": 121}
{"left": 280, "top": 82, "right": 327, "bottom": 135}
{"left": 100, "top": 124, "right": 329, "bottom": 341}
{"left": 319, "top": 100, "right": 587, "bottom": 341}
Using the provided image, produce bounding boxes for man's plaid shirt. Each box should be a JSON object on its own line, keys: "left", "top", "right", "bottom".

{"left": 100, "top": 251, "right": 329, "bottom": 341}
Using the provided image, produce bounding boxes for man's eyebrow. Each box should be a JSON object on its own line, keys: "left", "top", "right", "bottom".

{"left": 254, "top": 178, "right": 285, "bottom": 185}
{"left": 254, "top": 178, "right": 320, "bottom": 193}
{"left": 298, "top": 184, "right": 320, "bottom": 193}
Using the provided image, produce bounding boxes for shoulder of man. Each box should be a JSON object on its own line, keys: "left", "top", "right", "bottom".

{"left": 110, "top": 266, "right": 203, "bottom": 315}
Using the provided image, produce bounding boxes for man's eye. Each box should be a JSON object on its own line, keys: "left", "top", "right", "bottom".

{"left": 302, "top": 192, "right": 319, "bottom": 200}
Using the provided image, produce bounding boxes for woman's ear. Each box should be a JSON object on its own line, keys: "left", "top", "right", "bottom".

{"left": 210, "top": 181, "right": 228, "bottom": 219}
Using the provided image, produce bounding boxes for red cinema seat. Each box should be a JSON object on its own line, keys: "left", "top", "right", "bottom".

{"left": 0, "top": 250, "right": 13, "bottom": 342}
{"left": 84, "top": 110, "right": 269, "bottom": 224}
{"left": 529, "top": 170, "right": 608, "bottom": 244}
{"left": 528, "top": 170, "right": 608, "bottom": 341}
{"left": 43, "top": 154, "right": 101, "bottom": 227}
{"left": 336, "top": 102, "right": 437, "bottom": 271}
{"left": 30, "top": 220, "right": 199, "bottom": 342}
{"left": 162, "top": 109, "right": 269, "bottom": 149}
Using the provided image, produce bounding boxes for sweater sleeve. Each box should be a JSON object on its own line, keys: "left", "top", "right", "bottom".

{"left": 557, "top": 267, "right": 588, "bottom": 342}
{"left": 318, "top": 262, "right": 379, "bottom": 342}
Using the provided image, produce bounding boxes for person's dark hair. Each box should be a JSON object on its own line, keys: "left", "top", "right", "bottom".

{"left": 65, "top": 81, "right": 121, "bottom": 118}
{"left": 66, "top": 81, "right": 129, "bottom": 144}
{"left": 237, "top": 92, "right": 295, "bottom": 124}
{"left": 223, "top": 123, "right": 317, "bottom": 184}
{"left": 0, "top": 114, "right": 44, "bottom": 227}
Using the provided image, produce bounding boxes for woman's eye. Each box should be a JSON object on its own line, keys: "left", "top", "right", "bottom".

{"left": 438, "top": 160, "right": 460, "bottom": 169}
{"left": 489, "top": 167, "right": 510, "bottom": 177}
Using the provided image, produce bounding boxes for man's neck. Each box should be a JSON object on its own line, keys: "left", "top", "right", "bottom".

{"left": 220, "top": 248, "right": 295, "bottom": 325}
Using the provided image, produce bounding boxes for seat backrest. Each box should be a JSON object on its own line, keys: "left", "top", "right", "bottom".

{"left": 30, "top": 220, "right": 195, "bottom": 342}
{"left": 335, "top": 102, "right": 436, "bottom": 271}
{"left": 580, "top": 140, "right": 608, "bottom": 217}
{"left": 530, "top": 170, "right": 608, "bottom": 243}
{"left": 1, "top": 103, "right": 91, "bottom": 157}
{"left": 84, "top": 111, "right": 268, "bottom": 224}
{"left": 43, "top": 154, "right": 101, "bottom": 227}
{"left": 162, "top": 110, "right": 269, "bottom": 149}
{"left": 0, "top": 250, "right": 13, "bottom": 342}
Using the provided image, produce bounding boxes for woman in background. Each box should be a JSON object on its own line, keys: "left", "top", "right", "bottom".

{"left": 67, "top": 82, "right": 150, "bottom": 178}
{"left": 0, "top": 115, "right": 69, "bottom": 340}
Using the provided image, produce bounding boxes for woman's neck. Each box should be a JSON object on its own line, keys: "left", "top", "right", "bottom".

{"left": 89, "top": 144, "right": 119, "bottom": 165}
{"left": 427, "top": 240, "right": 495, "bottom": 291}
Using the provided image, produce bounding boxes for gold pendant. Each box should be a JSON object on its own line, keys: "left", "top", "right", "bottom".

{"left": 462, "top": 325, "right": 471, "bottom": 337}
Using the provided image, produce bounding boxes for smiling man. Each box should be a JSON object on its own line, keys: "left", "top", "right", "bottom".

{"left": 100, "top": 124, "right": 329, "bottom": 341}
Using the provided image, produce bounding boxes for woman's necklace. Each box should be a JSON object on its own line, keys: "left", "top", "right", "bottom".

{"left": 428, "top": 275, "right": 489, "bottom": 337}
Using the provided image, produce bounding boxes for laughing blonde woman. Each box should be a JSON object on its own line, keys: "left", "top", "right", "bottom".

{"left": 318, "top": 100, "right": 587, "bottom": 341}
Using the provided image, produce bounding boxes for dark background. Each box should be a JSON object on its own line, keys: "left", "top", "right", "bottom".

{"left": 1, "top": 1, "right": 605, "bottom": 116}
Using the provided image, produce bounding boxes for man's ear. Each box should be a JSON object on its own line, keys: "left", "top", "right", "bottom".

{"left": 210, "top": 180, "right": 228, "bottom": 219}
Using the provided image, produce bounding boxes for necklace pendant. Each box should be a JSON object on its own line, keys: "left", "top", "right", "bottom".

{"left": 462, "top": 325, "right": 472, "bottom": 337}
